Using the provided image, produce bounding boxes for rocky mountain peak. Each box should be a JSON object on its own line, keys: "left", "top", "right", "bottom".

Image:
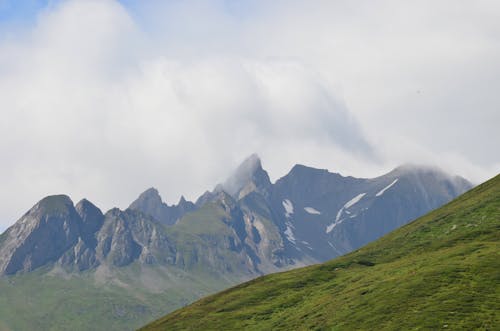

{"left": 222, "top": 154, "right": 272, "bottom": 200}
{"left": 133, "top": 187, "right": 163, "bottom": 206}
{"left": 75, "top": 198, "right": 104, "bottom": 247}
{"left": 128, "top": 188, "right": 168, "bottom": 223}
{"left": 391, "top": 163, "right": 443, "bottom": 175}
{"left": 0, "top": 195, "right": 82, "bottom": 275}
{"left": 75, "top": 199, "right": 102, "bottom": 218}
{"left": 388, "top": 164, "right": 472, "bottom": 191}
{"left": 288, "top": 164, "right": 332, "bottom": 177}
{"left": 128, "top": 188, "right": 197, "bottom": 226}
{"left": 179, "top": 195, "right": 187, "bottom": 204}
{"left": 195, "top": 190, "right": 215, "bottom": 206}
{"left": 176, "top": 195, "right": 196, "bottom": 214}
{"left": 35, "top": 194, "right": 74, "bottom": 215}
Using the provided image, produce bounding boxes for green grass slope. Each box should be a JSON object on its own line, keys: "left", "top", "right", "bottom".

{"left": 0, "top": 264, "right": 233, "bottom": 331}
{"left": 141, "top": 174, "right": 500, "bottom": 331}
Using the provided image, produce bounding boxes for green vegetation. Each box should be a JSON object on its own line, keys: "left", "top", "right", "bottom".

{"left": 0, "top": 264, "right": 233, "bottom": 331}
{"left": 174, "top": 203, "right": 232, "bottom": 236}
{"left": 142, "top": 175, "right": 500, "bottom": 331}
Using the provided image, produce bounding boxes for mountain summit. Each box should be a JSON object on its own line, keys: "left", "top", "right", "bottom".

{"left": 220, "top": 154, "right": 272, "bottom": 200}
{"left": 0, "top": 195, "right": 82, "bottom": 274}
{"left": 128, "top": 187, "right": 195, "bottom": 225}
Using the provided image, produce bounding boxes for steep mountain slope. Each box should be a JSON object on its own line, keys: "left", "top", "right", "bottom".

{"left": 0, "top": 195, "right": 85, "bottom": 274}
{"left": 142, "top": 174, "right": 500, "bottom": 331}
{"left": 269, "top": 162, "right": 471, "bottom": 261}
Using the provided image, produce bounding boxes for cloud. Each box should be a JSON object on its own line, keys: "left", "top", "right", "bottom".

{"left": 0, "top": 0, "right": 499, "bottom": 230}
{"left": 0, "top": 0, "right": 374, "bottom": 228}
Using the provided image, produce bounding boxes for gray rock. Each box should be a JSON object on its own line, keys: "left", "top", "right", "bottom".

{"left": 128, "top": 188, "right": 196, "bottom": 225}
{"left": 220, "top": 154, "right": 272, "bottom": 200}
{"left": 0, "top": 195, "right": 82, "bottom": 274}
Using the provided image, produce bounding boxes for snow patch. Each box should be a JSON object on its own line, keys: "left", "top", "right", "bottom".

{"left": 282, "top": 199, "right": 294, "bottom": 218}
{"left": 326, "top": 223, "right": 336, "bottom": 233}
{"left": 326, "top": 218, "right": 346, "bottom": 233}
{"left": 326, "top": 192, "right": 366, "bottom": 234}
{"left": 284, "top": 221, "right": 296, "bottom": 244}
{"left": 327, "top": 209, "right": 345, "bottom": 234}
{"left": 301, "top": 240, "right": 313, "bottom": 249}
{"left": 376, "top": 178, "right": 399, "bottom": 197}
{"left": 335, "top": 208, "right": 343, "bottom": 223}
{"left": 344, "top": 193, "right": 366, "bottom": 209}
{"left": 304, "top": 207, "right": 321, "bottom": 215}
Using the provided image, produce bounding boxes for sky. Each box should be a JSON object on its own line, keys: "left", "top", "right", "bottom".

{"left": 0, "top": 0, "right": 499, "bottom": 230}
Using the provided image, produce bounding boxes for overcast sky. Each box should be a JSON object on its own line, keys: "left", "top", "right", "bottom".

{"left": 0, "top": 0, "right": 499, "bottom": 230}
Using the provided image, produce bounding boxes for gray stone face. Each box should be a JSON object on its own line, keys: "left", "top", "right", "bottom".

{"left": 0, "top": 156, "right": 473, "bottom": 277}
{"left": 128, "top": 188, "right": 196, "bottom": 225}
{"left": 269, "top": 163, "right": 473, "bottom": 261}
{"left": 221, "top": 154, "right": 273, "bottom": 200}
{"left": 96, "top": 209, "right": 175, "bottom": 267}
{"left": 75, "top": 198, "right": 104, "bottom": 249}
{"left": 0, "top": 195, "right": 82, "bottom": 274}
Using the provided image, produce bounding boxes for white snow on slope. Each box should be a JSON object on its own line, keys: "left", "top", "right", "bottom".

{"left": 335, "top": 208, "right": 343, "bottom": 223}
{"left": 376, "top": 178, "right": 399, "bottom": 197}
{"left": 326, "top": 192, "right": 366, "bottom": 234}
{"left": 284, "top": 221, "right": 296, "bottom": 244}
{"left": 327, "top": 209, "right": 345, "bottom": 234}
{"left": 326, "top": 222, "right": 338, "bottom": 233}
{"left": 344, "top": 193, "right": 366, "bottom": 209}
{"left": 304, "top": 207, "right": 321, "bottom": 215}
{"left": 301, "top": 240, "right": 313, "bottom": 249}
{"left": 326, "top": 219, "right": 346, "bottom": 233}
{"left": 282, "top": 199, "right": 294, "bottom": 218}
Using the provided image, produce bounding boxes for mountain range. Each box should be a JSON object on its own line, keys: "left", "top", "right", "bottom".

{"left": 0, "top": 155, "right": 472, "bottom": 330}
{"left": 141, "top": 173, "right": 499, "bottom": 330}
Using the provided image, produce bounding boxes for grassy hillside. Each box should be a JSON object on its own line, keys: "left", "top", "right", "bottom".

{"left": 0, "top": 264, "right": 234, "bottom": 331}
{"left": 141, "top": 174, "right": 500, "bottom": 331}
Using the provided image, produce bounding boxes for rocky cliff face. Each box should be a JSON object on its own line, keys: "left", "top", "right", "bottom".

{"left": 0, "top": 195, "right": 82, "bottom": 274}
{"left": 0, "top": 156, "right": 473, "bottom": 277}
{"left": 0, "top": 197, "right": 176, "bottom": 274}
{"left": 220, "top": 154, "right": 273, "bottom": 200}
{"left": 129, "top": 188, "right": 196, "bottom": 226}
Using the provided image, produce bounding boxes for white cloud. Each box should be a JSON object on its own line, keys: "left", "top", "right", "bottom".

{"left": 0, "top": 0, "right": 499, "bottom": 230}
